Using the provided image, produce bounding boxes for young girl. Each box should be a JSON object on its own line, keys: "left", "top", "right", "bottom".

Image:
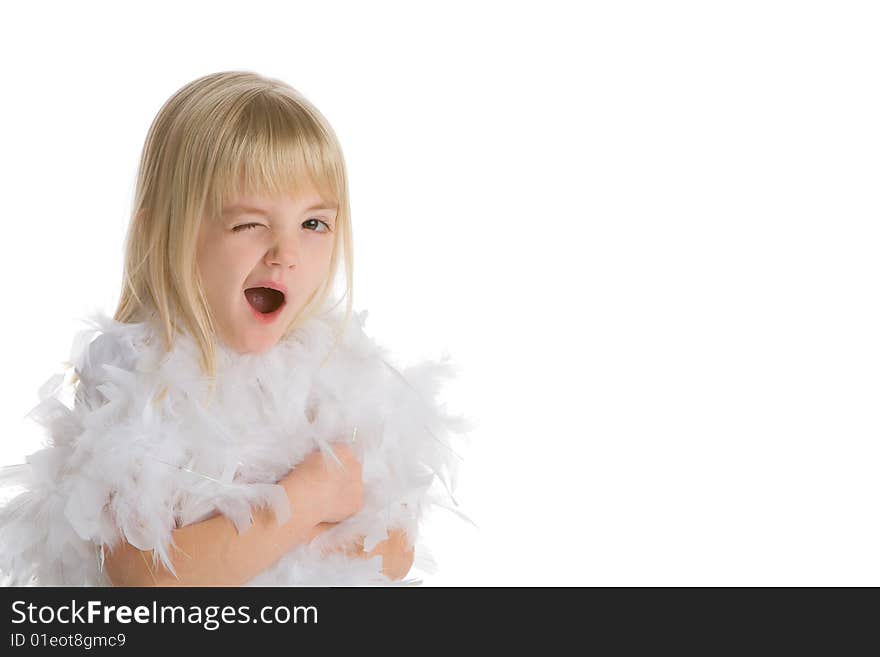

{"left": 0, "top": 70, "right": 472, "bottom": 586}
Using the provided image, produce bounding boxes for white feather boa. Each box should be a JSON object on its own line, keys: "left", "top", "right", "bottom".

{"left": 0, "top": 308, "right": 472, "bottom": 586}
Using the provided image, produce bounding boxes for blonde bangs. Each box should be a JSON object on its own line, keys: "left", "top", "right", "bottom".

{"left": 206, "top": 93, "right": 344, "bottom": 222}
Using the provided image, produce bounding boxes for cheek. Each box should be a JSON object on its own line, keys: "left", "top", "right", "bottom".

{"left": 312, "top": 246, "right": 334, "bottom": 283}
{"left": 199, "top": 241, "right": 251, "bottom": 291}
{"left": 216, "top": 241, "right": 254, "bottom": 270}
{"left": 198, "top": 248, "right": 226, "bottom": 283}
{"left": 319, "top": 239, "right": 335, "bottom": 270}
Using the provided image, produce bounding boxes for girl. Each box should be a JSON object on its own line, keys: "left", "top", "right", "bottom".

{"left": 0, "top": 71, "right": 472, "bottom": 586}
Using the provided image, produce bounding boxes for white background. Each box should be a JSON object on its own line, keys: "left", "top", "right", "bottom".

{"left": 1, "top": 1, "right": 878, "bottom": 585}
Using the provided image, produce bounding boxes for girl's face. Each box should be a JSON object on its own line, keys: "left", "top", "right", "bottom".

{"left": 196, "top": 187, "right": 338, "bottom": 354}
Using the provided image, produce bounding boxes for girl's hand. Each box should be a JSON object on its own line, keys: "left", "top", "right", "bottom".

{"left": 282, "top": 443, "right": 364, "bottom": 525}
{"left": 327, "top": 528, "right": 415, "bottom": 581}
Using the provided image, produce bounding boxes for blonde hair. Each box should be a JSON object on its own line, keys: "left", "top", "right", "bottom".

{"left": 114, "top": 71, "right": 354, "bottom": 399}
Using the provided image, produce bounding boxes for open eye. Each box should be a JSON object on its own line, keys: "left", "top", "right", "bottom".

{"left": 304, "top": 218, "right": 332, "bottom": 233}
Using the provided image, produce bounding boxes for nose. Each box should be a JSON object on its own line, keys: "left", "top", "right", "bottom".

{"left": 266, "top": 231, "right": 300, "bottom": 269}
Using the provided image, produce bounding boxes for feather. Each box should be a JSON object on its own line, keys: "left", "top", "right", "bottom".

{"left": 0, "top": 306, "right": 472, "bottom": 586}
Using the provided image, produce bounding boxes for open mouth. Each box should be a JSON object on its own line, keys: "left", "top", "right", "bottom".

{"left": 244, "top": 287, "right": 286, "bottom": 315}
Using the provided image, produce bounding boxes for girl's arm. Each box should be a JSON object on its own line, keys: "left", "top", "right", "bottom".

{"left": 104, "top": 444, "right": 363, "bottom": 587}
{"left": 104, "top": 470, "right": 327, "bottom": 587}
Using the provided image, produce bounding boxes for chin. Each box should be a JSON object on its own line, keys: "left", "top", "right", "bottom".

{"left": 240, "top": 334, "right": 280, "bottom": 355}
{"left": 221, "top": 326, "right": 274, "bottom": 356}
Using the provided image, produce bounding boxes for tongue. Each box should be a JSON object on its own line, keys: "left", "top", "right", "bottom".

{"left": 245, "top": 287, "right": 284, "bottom": 314}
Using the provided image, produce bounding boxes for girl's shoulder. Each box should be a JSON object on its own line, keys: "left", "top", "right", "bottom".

{"left": 304, "top": 309, "right": 422, "bottom": 394}
{"left": 70, "top": 312, "right": 158, "bottom": 409}
{"left": 309, "top": 309, "right": 393, "bottom": 366}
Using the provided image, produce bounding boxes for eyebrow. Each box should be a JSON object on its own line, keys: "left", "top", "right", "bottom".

{"left": 222, "top": 203, "right": 338, "bottom": 217}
